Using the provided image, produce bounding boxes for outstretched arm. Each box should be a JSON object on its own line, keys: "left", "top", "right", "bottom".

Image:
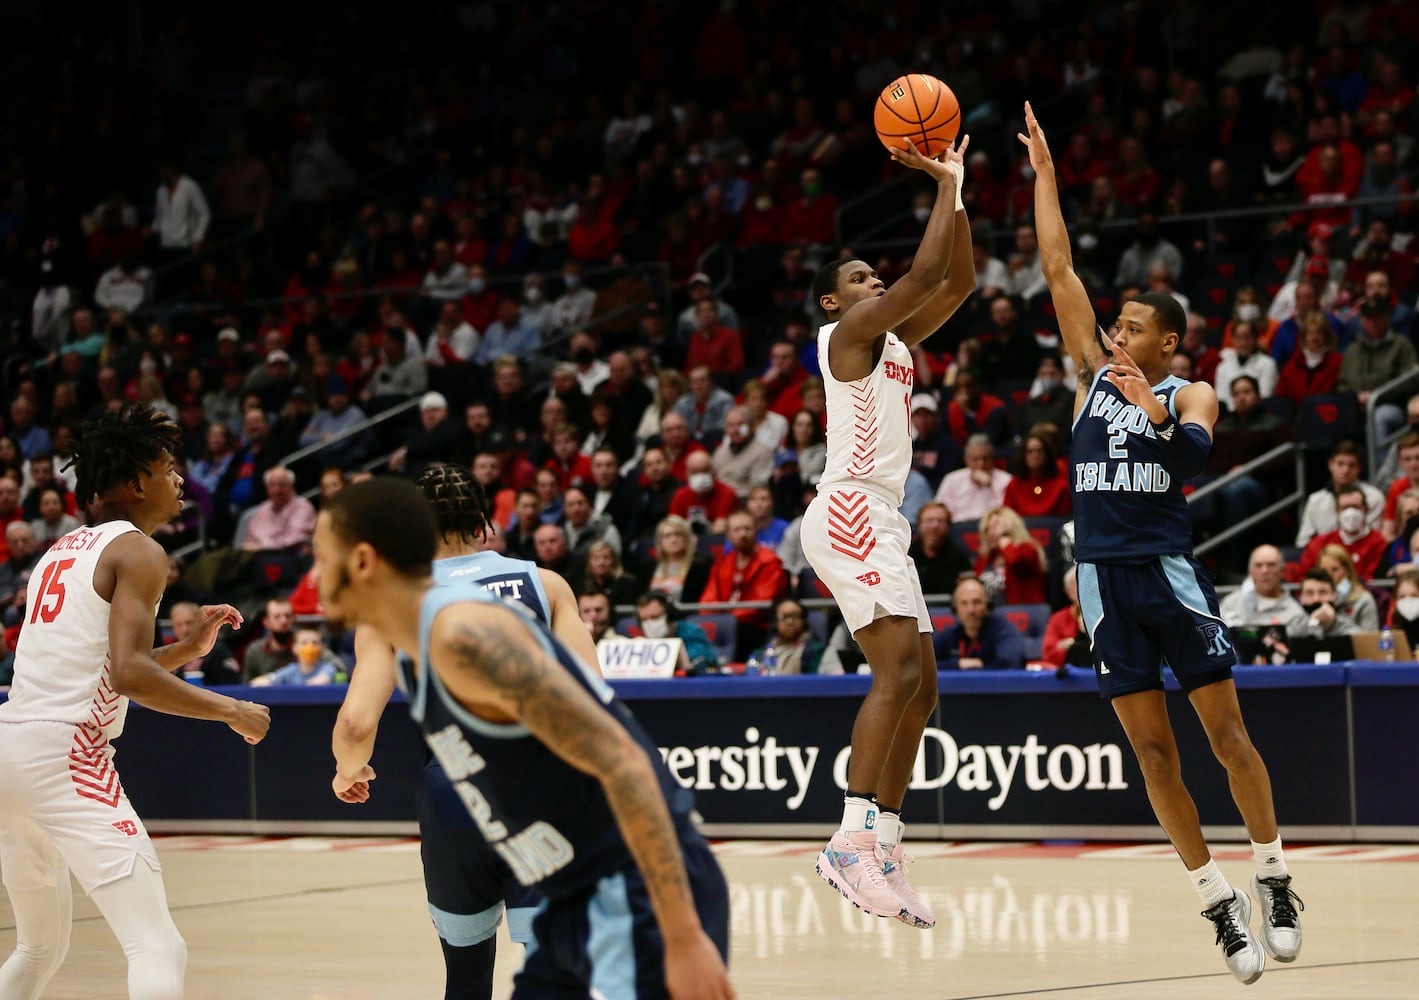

{"left": 895, "top": 202, "right": 977, "bottom": 347}
{"left": 433, "top": 603, "right": 733, "bottom": 1000}
{"left": 105, "top": 534, "right": 270, "bottom": 744}
{"left": 332, "top": 624, "right": 399, "bottom": 803}
{"left": 831, "top": 137, "right": 970, "bottom": 350}
{"left": 1018, "top": 102, "right": 1108, "bottom": 393}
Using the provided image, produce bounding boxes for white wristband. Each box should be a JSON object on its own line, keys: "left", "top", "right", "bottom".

{"left": 946, "top": 158, "right": 965, "bottom": 212}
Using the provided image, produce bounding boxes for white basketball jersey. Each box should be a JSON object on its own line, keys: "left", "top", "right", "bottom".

{"left": 0, "top": 521, "right": 143, "bottom": 739}
{"left": 816, "top": 322, "right": 915, "bottom": 507}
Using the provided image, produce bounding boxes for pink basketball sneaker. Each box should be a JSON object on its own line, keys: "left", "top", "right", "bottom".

{"left": 879, "top": 843, "right": 935, "bottom": 928}
{"left": 815, "top": 830, "right": 903, "bottom": 918}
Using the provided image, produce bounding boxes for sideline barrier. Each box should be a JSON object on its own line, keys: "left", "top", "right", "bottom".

{"left": 6, "top": 664, "right": 1415, "bottom": 841}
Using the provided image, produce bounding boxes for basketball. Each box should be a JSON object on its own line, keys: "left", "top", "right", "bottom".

{"left": 874, "top": 73, "right": 961, "bottom": 157}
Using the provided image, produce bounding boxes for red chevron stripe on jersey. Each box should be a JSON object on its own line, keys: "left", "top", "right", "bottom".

{"left": 89, "top": 672, "right": 121, "bottom": 731}
{"left": 827, "top": 491, "right": 876, "bottom": 561}
{"left": 70, "top": 723, "right": 122, "bottom": 807}
{"left": 846, "top": 384, "right": 879, "bottom": 478}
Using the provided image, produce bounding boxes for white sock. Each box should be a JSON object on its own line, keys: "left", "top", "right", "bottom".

{"left": 839, "top": 795, "right": 877, "bottom": 836}
{"left": 1252, "top": 837, "right": 1288, "bottom": 880}
{"left": 1188, "top": 858, "right": 1233, "bottom": 909}
{"left": 875, "top": 811, "right": 902, "bottom": 850}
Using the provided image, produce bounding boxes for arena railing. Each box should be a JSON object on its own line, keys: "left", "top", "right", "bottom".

{"left": 1367, "top": 367, "right": 1419, "bottom": 479}
{"left": 1187, "top": 442, "right": 1308, "bottom": 561}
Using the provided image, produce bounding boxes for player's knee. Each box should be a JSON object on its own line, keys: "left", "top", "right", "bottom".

{"left": 913, "top": 678, "right": 939, "bottom": 716}
{"left": 1207, "top": 725, "right": 1256, "bottom": 771}
{"left": 1131, "top": 738, "right": 1181, "bottom": 782}
{"left": 876, "top": 664, "right": 922, "bottom": 703}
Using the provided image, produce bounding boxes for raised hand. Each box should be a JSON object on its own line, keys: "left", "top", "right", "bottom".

{"left": 1105, "top": 340, "right": 1167, "bottom": 421}
{"left": 889, "top": 133, "right": 971, "bottom": 185}
{"left": 1016, "top": 101, "right": 1054, "bottom": 173}
{"left": 192, "top": 604, "right": 243, "bottom": 658}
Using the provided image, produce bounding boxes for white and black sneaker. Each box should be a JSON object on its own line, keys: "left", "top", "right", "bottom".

{"left": 1202, "top": 891, "right": 1265, "bottom": 985}
{"left": 1251, "top": 874, "right": 1304, "bottom": 963}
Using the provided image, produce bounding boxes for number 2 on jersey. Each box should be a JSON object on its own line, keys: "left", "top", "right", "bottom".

{"left": 29, "top": 558, "right": 75, "bottom": 624}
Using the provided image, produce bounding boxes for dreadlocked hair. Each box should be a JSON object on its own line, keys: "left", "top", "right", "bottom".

{"left": 414, "top": 463, "right": 493, "bottom": 545}
{"left": 70, "top": 403, "right": 182, "bottom": 507}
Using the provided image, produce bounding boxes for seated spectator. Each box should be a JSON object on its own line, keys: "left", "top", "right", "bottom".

{"left": 1316, "top": 544, "right": 1381, "bottom": 631}
{"left": 944, "top": 371, "right": 1010, "bottom": 449}
{"left": 505, "top": 489, "right": 543, "bottom": 561}
{"left": 744, "top": 599, "right": 825, "bottom": 675}
{"left": 637, "top": 369, "right": 690, "bottom": 443}
{"left": 1213, "top": 320, "right": 1278, "bottom": 409}
{"left": 1178, "top": 314, "right": 1222, "bottom": 386}
{"left": 365, "top": 330, "right": 428, "bottom": 406}
{"left": 909, "top": 394, "right": 962, "bottom": 491}
{"left": 422, "top": 300, "right": 481, "bottom": 372}
{"left": 1383, "top": 433, "right": 1419, "bottom": 539}
{"left": 934, "top": 576, "right": 1026, "bottom": 670}
{"left": 1340, "top": 298, "right": 1416, "bottom": 443}
{"left": 1387, "top": 569, "right": 1419, "bottom": 654}
{"left": 577, "top": 590, "right": 613, "bottom": 647}
{"left": 632, "top": 590, "right": 719, "bottom": 676}
{"left": 746, "top": 484, "right": 788, "bottom": 549}
{"left": 741, "top": 379, "right": 788, "bottom": 452}
{"left": 1193, "top": 375, "right": 1291, "bottom": 557}
{"left": 388, "top": 391, "right": 460, "bottom": 476}
{"left": 1296, "top": 441, "right": 1384, "bottom": 546}
{"left": 699, "top": 508, "right": 787, "bottom": 661}
{"left": 1301, "top": 485, "right": 1387, "bottom": 580}
{"left": 7, "top": 398, "right": 52, "bottom": 459}
{"left": 980, "top": 295, "right": 1042, "bottom": 385}
{"left": 1269, "top": 277, "right": 1343, "bottom": 365}
{"left": 534, "top": 522, "right": 582, "bottom": 582}
{"left": 974, "top": 506, "right": 1047, "bottom": 605}
{"left": 579, "top": 540, "right": 639, "bottom": 609}
{"left": 544, "top": 423, "right": 593, "bottom": 491}
{"left": 1273, "top": 312, "right": 1343, "bottom": 407}
{"left": 673, "top": 366, "right": 736, "bottom": 440}
{"left": 18, "top": 455, "right": 75, "bottom": 521}
{"left": 580, "top": 391, "right": 634, "bottom": 465}
{"left": 1041, "top": 567, "right": 1091, "bottom": 670}
{"left": 683, "top": 299, "right": 744, "bottom": 378}
{"left": 909, "top": 501, "right": 972, "bottom": 599}
{"left": 241, "top": 467, "right": 317, "bottom": 554}
{"left": 250, "top": 627, "right": 340, "bottom": 686}
{"left": 1294, "top": 569, "right": 1358, "bottom": 640}
{"left": 1381, "top": 490, "right": 1419, "bottom": 574}
{"left": 1221, "top": 286, "right": 1279, "bottom": 353}
{"left": 1220, "top": 545, "right": 1309, "bottom": 637}
{"left": 0, "top": 522, "right": 39, "bottom": 626}
{"left": 1017, "top": 355, "right": 1075, "bottom": 447}
{"left": 241, "top": 598, "right": 297, "bottom": 681}
{"left": 1003, "top": 431, "right": 1070, "bottom": 518}
{"left": 934, "top": 434, "right": 1012, "bottom": 523}
{"left": 479, "top": 296, "right": 541, "bottom": 366}
{"left": 1341, "top": 270, "right": 1414, "bottom": 344}
{"left": 165, "top": 601, "right": 241, "bottom": 686}
{"left": 562, "top": 486, "right": 622, "bottom": 559}
{"left": 29, "top": 487, "right": 81, "bottom": 550}
{"left": 784, "top": 408, "right": 827, "bottom": 489}
{"left": 298, "top": 376, "right": 369, "bottom": 469}
{"left": 670, "top": 450, "right": 740, "bottom": 536}
{"left": 587, "top": 447, "right": 639, "bottom": 534}
{"left": 642, "top": 515, "right": 712, "bottom": 604}
{"left": 712, "top": 406, "right": 775, "bottom": 500}
{"left": 192, "top": 423, "right": 239, "bottom": 496}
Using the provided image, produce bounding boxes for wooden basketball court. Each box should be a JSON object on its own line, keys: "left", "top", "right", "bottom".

{"left": 3, "top": 836, "right": 1416, "bottom": 998}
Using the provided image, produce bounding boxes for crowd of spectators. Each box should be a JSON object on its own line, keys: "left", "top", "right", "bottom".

{"left": 2, "top": 1, "right": 1419, "bottom": 683}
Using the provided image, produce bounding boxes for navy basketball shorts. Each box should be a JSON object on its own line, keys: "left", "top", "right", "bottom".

{"left": 418, "top": 759, "right": 541, "bottom": 949}
{"left": 1076, "top": 554, "right": 1237, "bottom": 700}
{"left": 512, "top": 826, "right": 730, "bottom": 999}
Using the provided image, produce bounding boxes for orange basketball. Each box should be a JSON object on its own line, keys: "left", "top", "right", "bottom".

{"left": 874, "top": 74, "right": 961, "bottom": 158}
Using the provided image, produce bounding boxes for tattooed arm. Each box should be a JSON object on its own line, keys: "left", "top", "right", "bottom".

{"left": 430, "top": 602, "right": 734, "bottom": 1000}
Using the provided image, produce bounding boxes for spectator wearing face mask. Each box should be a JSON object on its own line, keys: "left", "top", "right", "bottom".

{"left": 631, "top": 590, "right": 719, "bottom": 675}
{"left": 1299, "top": 486, "right": 1387, "bottom": 580}
{"left": 1294, "top": 570, "right": 1359, "bottom": 640}
{"left": 1386, "top": 569, "right": 1419, "bottom": 656}
{"left": 250, "top": 627, "right": 341, "bottom": 686}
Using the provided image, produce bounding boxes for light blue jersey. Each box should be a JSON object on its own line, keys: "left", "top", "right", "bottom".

{"left": 433, "top": 551, "right": 550, "bottom": 625}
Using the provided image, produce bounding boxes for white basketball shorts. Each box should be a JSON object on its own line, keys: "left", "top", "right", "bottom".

{"left": 0, "top": 720, "right": 160, "bottom": 893}
{"left": 801, "top": 487, "right": 931, "bottom": 635}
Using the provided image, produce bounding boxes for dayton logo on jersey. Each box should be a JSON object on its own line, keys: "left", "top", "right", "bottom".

{"left": 1074, "top": 391, "right": 1173, "bottom": 495}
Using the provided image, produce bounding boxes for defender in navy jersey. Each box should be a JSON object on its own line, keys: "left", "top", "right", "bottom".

{"left": 323, "top": 476, "right": 731, "bottom": 1000}
{"left": 1022, "top": 103, "right": 1302, "bottom": 985}
{"left": 332, "top": 466, "right": 604, "bottom": 1000}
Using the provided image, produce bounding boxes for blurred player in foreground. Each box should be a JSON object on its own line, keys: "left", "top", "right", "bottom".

{"left": 319, "top": 477, "right": 732, "bottom": 999}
